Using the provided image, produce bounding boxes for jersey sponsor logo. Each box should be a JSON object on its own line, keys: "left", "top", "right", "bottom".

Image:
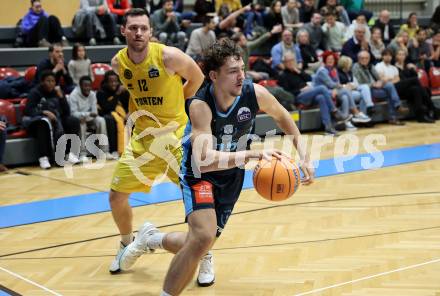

{"left": 192, "top": 180, "right": 214, "bottom": 204}
{"left": 223, "top": 124, "right": 234, "bottom": 134}
{"left": 237, "top": 107, "right": 251, "bottom": 122}
{"left": 134, "top": 96, "right": 164, "bottom": 106}
{"left": 148, "top": 66, "right": 160, "bottom": 78}
{"left": 124, "top": 69, "right": 133, "bottom": 80}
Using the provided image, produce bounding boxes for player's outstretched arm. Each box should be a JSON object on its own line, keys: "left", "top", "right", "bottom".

{"left": 189, "top": 100, "right": 284, "bottom": 173}
{"left": 254, "top": 83, "right": 314, "bottom": 184}
{"left": 163, "top": 46, "right": 205, "bottom": 99}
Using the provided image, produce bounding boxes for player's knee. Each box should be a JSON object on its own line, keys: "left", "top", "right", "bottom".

{"left": 189, "top": 229, "right": 215, "bottom": 256}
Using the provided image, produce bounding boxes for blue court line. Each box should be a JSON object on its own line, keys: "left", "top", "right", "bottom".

{"left": 1, "top": 143, "right": 440, "bottom": 229}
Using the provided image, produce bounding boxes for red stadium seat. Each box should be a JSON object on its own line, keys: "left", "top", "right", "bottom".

{"left": 91, "top": 63, "right": 112, "bottom": 90}
{"left": 24, "top": 66, "right": 37, "bottom": 82}
{"left": 258, "top": 79, "right": 278, "bottom": 87}
{"left": 0, "top": 67, "right": 20, "bottom": 80}
{"left": 0, "top": 99, "right": 28, "bottom": 138}
{"left": 248, "top": 56, "right": 259, "bottom": 70}
{"left": 417, "top": 68, "right": 429, "bottom": 88}
{"left": 429, "top": 67, "right": 440, "bottom": 95}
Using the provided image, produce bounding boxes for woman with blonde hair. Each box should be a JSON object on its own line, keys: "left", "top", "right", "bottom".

{"left": 338, "top": 55, "right": 375, "bottom": 116}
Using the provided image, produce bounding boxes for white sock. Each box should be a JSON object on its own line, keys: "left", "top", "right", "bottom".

{"left": 147, "top": 232, "right": 165, "bottom": 250}
{"left": 160, "top": 291, "right": 172, "bottom": 296}
{"left": 121, "top": 233, "right": 134, "bottom": 246}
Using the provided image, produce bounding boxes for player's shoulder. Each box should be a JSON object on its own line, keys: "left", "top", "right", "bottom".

{"left": 111, "top": 55, "right": 120, "bottom": 73}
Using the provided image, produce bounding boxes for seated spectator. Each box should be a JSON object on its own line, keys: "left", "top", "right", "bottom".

{"left": 400, "top": 12, "right": 419, "bottom": 39}
{"left": 151, "top": 0, "right": 186, "bottom": 49}
{"left": 369, "top": 27, "right": 385, "bottom": 62}
{"left": 341, "top": 24, "right": 371, "bottom": 63}
{"left": 243, "top": 3, "right": 265, "bottom": 39}
{"left": 374, "top": 10, "right": 395, "bottom": 45}
{"left": 299, "top": 0, "right": 318, "bottom": 23}
{"left": 322, "top": 12, "right": 346, "bottom": 52}
{"left": 215, "top": 0, "right": 242, "bottom": 13}
{"left": 97, "top": 71, "right": 128, "bottom": 156}
{"left": 296, "top": 29, "right": 320, "bottom": 73}
{"left": 23, "top": 71, "right": 81, "bottom": 169}
{"left": 314, "top": 51, "right": 371, "bottom": 130}
{"left": 430, "top": 30, "right": 440, "bottom": 67}
{"left": 69, "top": 76, "right": 113, "bottom": 162}
{"left": 338, "top": 55, "right": 374, "bottom": 116}
{"left": 281, "top": 0, "right": 303, "bottom": 31}
{"left": 186, "top": 16, "right": 216, "bottom": 59}
{"left": 72, "top": 0, "right": 122, "bottom": 46}
{"left": 430, "top": 5, "right": 440, "bottom": 33}
{"left": 345, "top": 13, "right": 371, "bottom": 42}
{"left": 214, "top": 5, "right": 251, "bottom": 38}
{"left": 408, "top": 28, "right": 433, "bottom": 72}
{"left": 264, "top": 0, "right": 283, "bottom": 30}
{"left": 352, "top": 50, "right": 408, "bottom": 125}
{"left": 271, "top": 29, "right": 303, "bottom": 71}
{"left": 68, "top": 43, "right": 94, "bottom": 86}
{"left": 320, "top": 0, "right": 350, "bottom": 26}
{"left": 35, "top": 44, "right": 75, "bottom": 94}
{"left": 193, "top": 0, "right": 215, "bottom": 22}
{"left": 303, "top": 13, "right": 325, "bottom": 52}
{"left": 233, "top": 24, "right": 283, "bottom": 80}
{"left": 19, "top": 0, "right": 68, "bottom": 47}
{"left": 278, "top": 52, "right": 350, "bottom": 135}
{"left": 106, "top": 0, "right": 131, "bottom": 24}
{"left": 0, "top": 117, "right": 7, "bottom": 173}
{"left": 376, "top": 49, "right": 436, "bottom": 123}
{"left": 387, "top": 30, "right": 410, "bottom": 56}
{"left": 339, "top": 0, "right": 372, "bottom": 22}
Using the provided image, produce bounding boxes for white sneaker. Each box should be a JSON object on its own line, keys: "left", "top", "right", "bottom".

{"left": 111, "top": 151, "right": 120, "bottom": 160}
{"left": 345, "top": 121, "right": 358, "bottom": 131}
{"left": 79, "top": 155, "right": 89, "bottom": 163}
{"left": 39, "top": 156, "right": 51, "bottom": 169}
{"left": 197, "top": 252, "right": 215, "bottom": 287}
{"left": 105, "top": 152, "right": 119, "bottom": 160}
{"left": 118, "top": 222, "right": 159, "bottom": 271}
{"left": 67, "top": 152, "right": 80, "bottom": 164}
{"left": 352, "top": 112, "right": 371, "bottom": 123}
{"left": 109, "top": 242, "right": 126, "bottom": 274}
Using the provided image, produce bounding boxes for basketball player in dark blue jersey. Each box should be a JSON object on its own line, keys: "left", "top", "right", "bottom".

{"left": 117, "top": 39, "right": 314, "bottom": 296}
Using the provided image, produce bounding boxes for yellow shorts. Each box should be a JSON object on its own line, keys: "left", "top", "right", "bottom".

{"left": 111, "top": 127, "right": 184, "bottom": 193}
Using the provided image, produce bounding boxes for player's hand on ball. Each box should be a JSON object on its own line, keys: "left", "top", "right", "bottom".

{"left": 260, "top": 149, "right": 290, "bottom": 161}
{"left": 300, "top": 160, "right": 314, "bottom": 185}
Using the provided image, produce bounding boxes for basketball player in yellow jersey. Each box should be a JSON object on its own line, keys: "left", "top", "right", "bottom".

{"left": 108, "top": 8, "right": 204, "bottom": 274}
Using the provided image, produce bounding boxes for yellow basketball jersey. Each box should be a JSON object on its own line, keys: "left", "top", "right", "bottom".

{"left": 116, "top": 43, "right": 187, "bottom": 135}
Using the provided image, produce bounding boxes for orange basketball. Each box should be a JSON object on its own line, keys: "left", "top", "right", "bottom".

{"left": 252, "top": 157, "right": 301, "bottom": 201}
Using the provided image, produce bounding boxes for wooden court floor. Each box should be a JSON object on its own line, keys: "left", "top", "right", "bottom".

{"left": 1, "top": 122, "right": 440, "bottom": 296}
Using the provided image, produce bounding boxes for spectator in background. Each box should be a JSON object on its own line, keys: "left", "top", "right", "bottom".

{"left": 107, "top": 0, "right": 131, "bottom": 24}
{"left": 322, "top": 12, "right": 346, "bottom": 52}
{"left": 193, "top": 0, "right": 215, "bottom": 22}
{"left": 429, "top": 30, "right": 440, "bottom": 67}
{"left": 400, "top": 12, "right": 419, "bottom": 39}
{"left": 35, "top": 44, "right": 75, "bottom": 93}
{"left": 97, "top": 70, "right": 129, "bottom": 156}
{"left": 387, "top": 30, "right": 410, "bottom": 56}
{"left": 69, "top": 76, "right": 113, "bottom": 162}
{"left": 303, "top": 13, "right": 324, "bottom": 52}
{"left": 282, "top": 0, "right": 303, "bottom": 31}
{"left": 24, "top": 71, "right": 81, "bottom": 169}
{"left": 185, "top": 16, "right": 216, "bottom": 59}
{"left": 19, "top": 0, "right": 68, "bottom": 47}
{"left": 408, "top": 28, "right": 433, "bottom": 72}
{"left": 374, "top": 10, "right": 395, "bottom": 45}
{"left": 271, "top": 29, "right": 303, "bottom": 71}
{"left": 341, "top": 24, "right": 371, "bottom": 63}
{"left": 430, "top": 5, "right": 440, "bottom": 33}
{"left": 264, "top": 0, "right": 283, "bottom": 30}
{"left": 233, "top": 24, "right": 283, "bottom": 80}
{"left": 296, "top": 30, "right": 320, "bottom": 73}
{"left": 338, "top": 55, "right": 375, "bottom": 116}
{"left": 0, "top": 117, "right": 7, "bottom": 173}
{"left": 376, "top": 49, "right": 436, "bottom": 123}
{"left": 68, "top": 43, "right": 94, "bottom": 86}
{"left": 278, "top": 52, "right": 350, "bottom": 135}
{"left": 320, "top": 0, "right": 350, "bottom": 26}
{"left": 339, "top": 0, "right": 372, "bottom": 22}
{"left": 352, "top": 50, "right": 408, "bottom": 125}
{"left": 345, "top": 13, "right": 371, "bottom": 41}
{"left": 299, "top": 0, "right": 317, "bottom": 23}
{"left": 215, "top": 0, "right": 242, "bottom": 13}
{"left": 151, "top": 0, "right": 186, "bottom": 49}
{"left": 72, "top": 0, "right": 122, "bottom": 46}
{"left": 313, "top": 51, "right": 371, "bottom": 131}
{"left": 369, "top": 27, "right": 385, "bottom": 62}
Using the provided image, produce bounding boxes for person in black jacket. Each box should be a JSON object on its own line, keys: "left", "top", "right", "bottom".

{"left": 24, "top": 70, "right": 80, "bottom": 169}
{"left": 373, "top": 10, "right": 395, "bottom": 45}
{"left": 34, "top": 44, "right": 75, "bottom": 94}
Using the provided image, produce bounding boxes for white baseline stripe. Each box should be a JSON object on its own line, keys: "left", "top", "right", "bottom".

{"left": 0, "top": 266, "right": 62, "bottom": 296}
{"left": 294, "top": 257, "right": 440, "bottom": 296}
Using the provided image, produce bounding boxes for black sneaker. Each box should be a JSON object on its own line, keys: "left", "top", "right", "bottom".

{"left": 332, "top": 111, "right": 353, "bottom": 124}
{"left": 366, "top": 106, "right": 375, "bottom": 117}
{"left": 324, "top": 125, "right": 339, "bottom": 136}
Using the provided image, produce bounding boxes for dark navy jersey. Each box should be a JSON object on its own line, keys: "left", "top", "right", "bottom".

{"left": 180, "top": 79, "right": 260, "bottom": 181}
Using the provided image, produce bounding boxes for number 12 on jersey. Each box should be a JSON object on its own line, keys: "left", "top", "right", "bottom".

{"left": 137, "top": 79, "right": 149, "bottom": 92}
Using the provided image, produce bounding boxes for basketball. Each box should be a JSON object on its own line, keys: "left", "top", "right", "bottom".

{"left": 252, "top": 157, "right": 301, "bottom": 201}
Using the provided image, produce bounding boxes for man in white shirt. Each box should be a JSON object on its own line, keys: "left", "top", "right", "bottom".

{"left": 322, "top": 13, "right": 346, "bottom": 51}
{"left": 185, "top": 16, "right": 216, "bottom": 58}
{"left": 374, "top": 48, "right": 400, "bottom": 83}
